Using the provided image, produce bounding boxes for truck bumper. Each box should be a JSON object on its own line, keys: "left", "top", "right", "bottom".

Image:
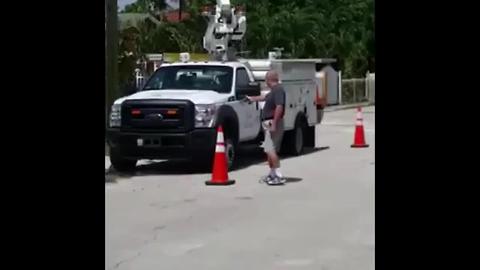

{"left": 106, "top": 128, "right": 217, "bottom": 160}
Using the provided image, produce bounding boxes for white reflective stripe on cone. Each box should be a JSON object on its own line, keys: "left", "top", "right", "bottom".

{"left": 217, "top": 132, "right": 224, "bottom": 143}
{"left": 215, "top": 144, "right": 225, "bottom": 153}
{"left": 356, "top": 120, "right": 363, "bottom": 126}
{"left": 356, "top": 112, "right": 363, "bottom": 119}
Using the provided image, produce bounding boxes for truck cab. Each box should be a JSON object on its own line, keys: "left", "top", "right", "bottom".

{"left": 107, "top": 61, "right": 262, "bottom": 171}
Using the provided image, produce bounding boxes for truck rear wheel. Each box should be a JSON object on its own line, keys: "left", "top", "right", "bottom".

{"left": 110, "top": 148, "right": 137, "bottom": 173}
{"left": 283, "top": 115, "right": 306, "bottom": 156}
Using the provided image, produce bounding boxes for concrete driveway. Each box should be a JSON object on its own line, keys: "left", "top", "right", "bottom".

{"left": 106, "top": 106, "right": 375, "bottom": 270}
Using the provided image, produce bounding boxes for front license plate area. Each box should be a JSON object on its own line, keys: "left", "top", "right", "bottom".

{"left": 137, "top": 137, "right": 161, "bottom": 147}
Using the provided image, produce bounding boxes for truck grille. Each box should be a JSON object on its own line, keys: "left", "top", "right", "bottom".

{"left": 121, "top": 99, "right": 194, "bottom": 132}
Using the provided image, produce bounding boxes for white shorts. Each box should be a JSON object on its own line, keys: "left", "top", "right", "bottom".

{"left": 261, "top": 120, "right": 284, "bottom": 153}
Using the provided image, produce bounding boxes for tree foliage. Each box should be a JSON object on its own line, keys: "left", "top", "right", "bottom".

{"left": 123, "top": 0, "right": 166, "bottom": 13}
{"left": 119, "top": 0, "right": 374, "bottom": 79}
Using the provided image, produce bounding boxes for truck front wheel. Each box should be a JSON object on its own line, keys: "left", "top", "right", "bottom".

{"left": 192, "top": 135, "right": 236, "bottom": 172}
{"left": 109, "top": 148, "right": 137, "bottom": 172}
{"left": 225, "top": 137, "right": 236, "bottom": 170}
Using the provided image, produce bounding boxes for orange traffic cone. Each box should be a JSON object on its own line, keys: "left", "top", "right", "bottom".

{"left": 351, "top": 107, "right": 369, "bottom": 148}
{"left": 205, "top": 126, "right": 235, "bottom": 185}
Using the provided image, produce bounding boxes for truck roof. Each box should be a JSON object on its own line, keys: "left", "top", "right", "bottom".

{"left": 161, "top": 61, "right": 247, "bottom": 68}
{"left": 161, "top": 58, "right": 336, "bottom": 68}
{"left": 244, "top": 58, "right": 336, "bottom": 64}
{"left": 273, "top": 58, "right": 336, "bottom": 64}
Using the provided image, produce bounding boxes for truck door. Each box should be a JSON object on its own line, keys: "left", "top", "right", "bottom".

{"left": 230, "top": 67, "right": 261, "bottom": 141}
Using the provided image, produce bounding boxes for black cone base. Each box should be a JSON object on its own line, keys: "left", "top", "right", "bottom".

{"left": 351, "top": 144, "right": 369, "bottom": 148}
{"left": 205, "top": 180, "right": 236, "bottom": 185}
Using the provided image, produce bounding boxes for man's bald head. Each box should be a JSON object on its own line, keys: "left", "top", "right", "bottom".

{"left": 266, "top": 70, "right": 279, "bottom": 88}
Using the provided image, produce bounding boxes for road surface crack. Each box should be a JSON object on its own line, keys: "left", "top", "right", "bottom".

{"left": 110, "top": 252, "right": 142, "bottom": 270}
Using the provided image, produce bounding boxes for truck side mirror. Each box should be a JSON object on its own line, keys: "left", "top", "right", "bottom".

{"left": 236, "top": 81, "right": 260, "bottom": 100}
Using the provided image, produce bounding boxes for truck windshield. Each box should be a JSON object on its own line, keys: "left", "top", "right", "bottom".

{"left": 142, "top": 65, "right": 233, "bottom": 93}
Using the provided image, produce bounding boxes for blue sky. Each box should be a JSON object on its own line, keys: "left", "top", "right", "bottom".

{"left": 118, "top": 0, "right": 135, "bottom": 10}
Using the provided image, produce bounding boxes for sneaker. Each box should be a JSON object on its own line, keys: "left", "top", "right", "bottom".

{"left": 259, "top": 175, "right": 274, "bottom": 183}
{"left": 267, "top": 176, "right": 285, "bottom": 185}
{"left": 263, "top": 174, "right": 275, "bottom": 183}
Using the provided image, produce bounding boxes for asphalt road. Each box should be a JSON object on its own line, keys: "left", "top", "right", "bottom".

{"left": 105, "top": 106, "right": 375, "bottom": 270}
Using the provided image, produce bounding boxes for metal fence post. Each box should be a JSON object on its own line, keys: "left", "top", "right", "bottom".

{"left": 371, "top": 73, "right": 375, "bottom": 104}
{"left": 366, "top": 72, "right": 375, "bottom": 104}
{"left": 135, "top": 68, "right": 142, "bottom": 89}
{"left": 353, "top": 78, "right": 357, "bottom": 103}
{"left": 338, "top": 71, "right": 342, "bottom": 105}
{"left": 366, "top": 71, "right": 370, "bottom": 101}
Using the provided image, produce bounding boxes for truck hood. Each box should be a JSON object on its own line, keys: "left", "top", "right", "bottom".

{"left": 113, "top": 90, "right": 231, "bottom": 105}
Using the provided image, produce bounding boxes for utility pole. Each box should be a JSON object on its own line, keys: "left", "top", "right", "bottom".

{"left": 105, "top": 0, "right": 119, "bottom": 128}
{"left": 179, "top": 0, "right": 183, "bottom": 21}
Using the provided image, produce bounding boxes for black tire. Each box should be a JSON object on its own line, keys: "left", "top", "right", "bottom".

{"left": 224, "top": 137, "right": 236, "bottom": 170}
{"left": 109, "top": 148, "right": 137, "bottom": 172}
{"left": 284, "top": 115, "right": 306, "bottom": 156}
{"left": 305, "top": 125, "right": 316, "bottom": 148}
{"left": 317, "top": 108, "right": 324, "bottom": 124}
{"left": 191, "top": 129, "right": 237, "bottom": 171}
{"left": 217, "top": 119, "right": 238, "bottom": 170}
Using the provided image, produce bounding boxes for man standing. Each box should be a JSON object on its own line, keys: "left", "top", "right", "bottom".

{"left": 247, "top": 70, "right": 286, "bottom": 185}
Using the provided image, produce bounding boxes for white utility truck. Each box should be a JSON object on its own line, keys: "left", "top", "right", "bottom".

{"left": 107, "top": 0, "right": 334, "bottom": 172}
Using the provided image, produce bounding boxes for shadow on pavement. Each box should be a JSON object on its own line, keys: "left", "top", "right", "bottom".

{"left": 284, "top": 177, "right": 303, "bottom": 183}
{"left": 105, "top": 174, "right": 117, "bottom": 183}
{"left": 221, "top": 145, "right": 330, "bottom": 171}
{"left": 137, "top": 160, "right": 204, "bottom": 175}
{"left": 105, "top": 146, "right": 330, "bottom": 179}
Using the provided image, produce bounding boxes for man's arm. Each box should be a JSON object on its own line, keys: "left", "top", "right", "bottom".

{"left": 246, "top": 94, "right": 266, "bottom": 102}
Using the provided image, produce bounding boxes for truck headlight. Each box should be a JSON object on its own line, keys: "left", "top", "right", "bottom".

{"left": 109, "top": 104, "right": 121, "bottom": 128}
{"left": 195, "top": 104, "right": 216, "bottom": 128}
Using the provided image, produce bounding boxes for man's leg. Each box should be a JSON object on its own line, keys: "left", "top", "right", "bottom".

{"left": 271, "top": 122, "right": 284, "bottom": 179}
{"left": 267, "top": 154, "right": 274, "bottom": 171}
{"left": 266, "top": 128, "right": 283, "bottom": 183}
{"left": 269, "top": 151, "right": 280, "bottom": 169}
{"left": 265, "top": 151, "right": 283, "bottom": 184}
{"left": 263, "top": 128, "right": 276, "bottom": 177}
{"left": 266, "top": 154, "right": 275, "bottom": 178}
{"left": 269, "top": 151, "right": 282, "bottom": 178}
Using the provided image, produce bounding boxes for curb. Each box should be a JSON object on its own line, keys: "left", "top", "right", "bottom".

{"left": 324, "top": 102, "right": 374, "bottom": 112}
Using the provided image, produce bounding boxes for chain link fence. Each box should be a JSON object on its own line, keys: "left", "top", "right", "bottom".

{"left": 340, "top": 72, "right": 375, "bottom": 105}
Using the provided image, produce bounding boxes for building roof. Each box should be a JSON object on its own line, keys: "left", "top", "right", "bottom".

{"left": 162, "top": 10, "right": 191, "bottom": 22}
{"left": 118, "top": 13, "right": 162, "bottom": 30}
{"left": 145, "top": 53, "right": 164, "bottom": 61}
{"left": 118, "top": 10, "right": 191, "bottom": 30}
